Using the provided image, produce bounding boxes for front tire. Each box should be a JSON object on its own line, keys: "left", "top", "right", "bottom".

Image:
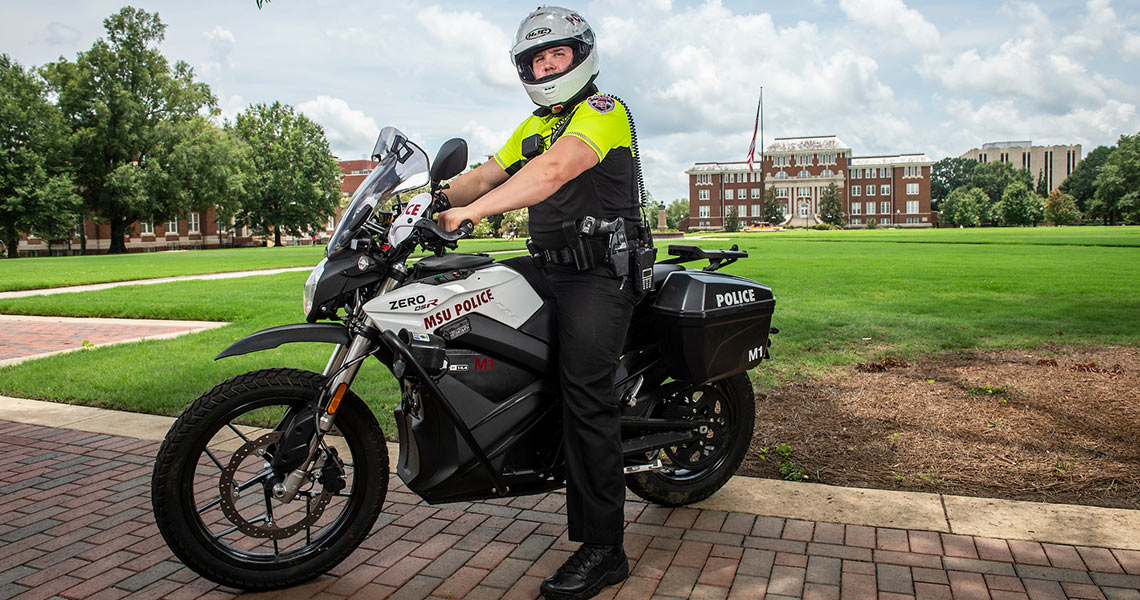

{"left": 151, "top": 368, "right": 387, "bottom": 590}
{"left": 626, "top": 373, "right": 755, "bottom": 506}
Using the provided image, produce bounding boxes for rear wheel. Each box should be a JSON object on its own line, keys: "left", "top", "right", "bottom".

{"left": 151, "top": 368, "right": 387, "bottom": 590}
{"left": 625, "top": 373, "right": 755, "bottom": 506}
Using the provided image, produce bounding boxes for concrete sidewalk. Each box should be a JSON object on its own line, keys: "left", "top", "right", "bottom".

{"left": 0, "top": 267, "right": 313, "bottom": 299}
{"left": 1, "top": 398, "right": 1139, "bottom": 600}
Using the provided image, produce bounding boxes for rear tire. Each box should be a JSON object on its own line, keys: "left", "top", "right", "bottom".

{"left": 625, "top": 373, "right": 755, "bottom": 506}
{"left": 151, "top": 368, "right": 387, "bottom": 590}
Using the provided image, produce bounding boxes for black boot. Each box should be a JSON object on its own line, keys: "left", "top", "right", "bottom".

{"left": 540, "top": 543, "right": 629, "bottom": 600}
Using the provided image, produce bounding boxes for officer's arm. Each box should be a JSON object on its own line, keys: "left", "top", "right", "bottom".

{"left": 437, "top": 136, "right": 598, "bottom": 230}
{"left": 442, "top": 161, "right": 510, "bottom": 207}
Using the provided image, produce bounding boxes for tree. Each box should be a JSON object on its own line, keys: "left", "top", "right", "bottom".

{"left": 232, "top": 102, "right": 343, "bottom": 247}
{"left": 971, "top": 161, "right": 1033, "bottom": 223}
{"left": 998, "top": 182, "right": 1044, "bottom": 227}
{"left": 144, "top": 117, "right": 252, "bottom": 245}
{"left": 1043, "top": 190, "right": 1080, "bottom": 226}
{"left": 1091, "top": 133, "right": 1140, "bottom": 225}
{"left": 43, "top": 7, "right": 216, "bottom": 253}
{"left": 1035, "top": 171, "right": 1049, "bottom": 196}
{"left": 1059, "top": 145, "right": 1113, "bottom": 213}
{"left": 817, "top": 182, "right": 845, "bottom": 226}
{"left": 0, "top": 54, "right": 83, "bottom": 258}
{"left": 723, "top": 205, "right": 740, "bottom": 232}
{"left": 665, "top": 199, "right": 688, "bottom": 230}
{"left": 761, "top": 187, "right": 783, "bottom": 224}
{"left": 940, "top": 186, "right": 987, "bottom": 227}
{"left": 930, "top": 157, "right": 977, "bottom": 209}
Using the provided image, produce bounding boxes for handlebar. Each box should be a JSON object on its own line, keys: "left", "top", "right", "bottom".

{"left": 413, "top": 218, "right": 473, "bottom": 248}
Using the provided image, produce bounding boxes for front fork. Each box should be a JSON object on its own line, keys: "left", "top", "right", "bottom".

{"left": 273, "top": 270, "right": 404, "bottom": 501}
{"left": 272, "top": 333, "right": 375, "bottom": 502}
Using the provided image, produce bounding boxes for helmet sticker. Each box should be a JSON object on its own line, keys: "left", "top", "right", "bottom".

{"left": 587, "top": 95, "right": 615, "bottom": 113}
{"left": 565, "top": 13, "right": 585, "bottom": 26}
{"left": 526, "top": 27, "right": 551, "bottom": 40}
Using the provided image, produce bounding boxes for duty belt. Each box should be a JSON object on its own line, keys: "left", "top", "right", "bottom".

{"left": 527, "top": 238, "right": 609, "bottom": 268}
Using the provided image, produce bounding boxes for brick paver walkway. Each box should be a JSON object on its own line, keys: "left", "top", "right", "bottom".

{"left": 0, "top": 316, "right": 224, "bottom": 365}
{"left": 2, "top": 419, "right": 1139, "bottom": 600}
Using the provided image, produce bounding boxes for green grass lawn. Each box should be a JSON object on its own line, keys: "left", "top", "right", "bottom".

{"left": 0, "top": 239, "right": 529, "bottom": 292}
{"left": 1, "top": 226, "right": 1138, "bottom": 440}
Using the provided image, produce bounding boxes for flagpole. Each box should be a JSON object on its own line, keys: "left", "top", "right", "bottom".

{"left": 759, "top": 88, "right": 765, "bottom": 225}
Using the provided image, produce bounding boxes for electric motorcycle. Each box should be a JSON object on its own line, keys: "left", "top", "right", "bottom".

{"left": 151, "top": 127, "right": 776, "bottom": 590}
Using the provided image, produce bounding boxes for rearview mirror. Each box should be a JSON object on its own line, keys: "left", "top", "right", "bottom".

{"left": 430, "top": 138, "right": 468, "bottom": 184}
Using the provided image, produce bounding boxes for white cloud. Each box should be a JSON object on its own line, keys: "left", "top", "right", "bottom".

{"left": 201, "top": 26, "right": 235, "bottom": 79}
{"left": 415, "top": 6, "right": 516, "bottom": 90}
{"left": 44, "top": 22, "right": 81, "bottom": 46}
{"left": 945, "top": 97, "right": 1137, "bottom": 147}
{"left": 459, "top": 120, "right": 513, "bottom": 163}
{"left": 297, "top": 96, "right": 380, "bottom": 159}
{"left": 838, "top": 0, "right": 940, "bottom": 49}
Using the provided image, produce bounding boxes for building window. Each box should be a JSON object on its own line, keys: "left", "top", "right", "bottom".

{"left": 820, "top": 169, "right": 834, "bottom": 177}
{"left": 776, "top": 188, "right": 789, "bottom": 198}
{"left": 797, "top": 186, "right": 810, "bottom": 197}
{"left": 867, "top": 185, "right": 876, "bottom": 196}
{"left": 797, "top": 170, "right": 810, "bottom": 178}
{"left": 881, "top": 184, "right": 890, "bottom": 196}
{"left": 698, "top": 205, "right": 710, "bottom": 218}
{"left": 906, "top": 183, "right": 919, "bottom": 195}
{"left": 140, "top": 222, "right": 154, "bottom": 235}
{"left": 751, "top": 204, "right": 760, "bottom": 217}
{"left": 751, "top": 188, "right": 760, "bottom": 199}
{"left": 906, "top": 200, "right": 919, "bottom": 214}
{"left": 699, "top": 189, "right": 709, "bottom": 201}
{"left": 166, "top": 218, "right": 178, "bottom": 234}
{"left": 723, "top": 173, "right": 731, "bottom": 183}
{"left": 724, "top": 189, "right": 734, "bottom": 200}
{"left": 852, "top": 203, "right": 862, "bottom": 215}
{"left": 798, "top": 202, "right": 809, "bottom": 217}
{"left": 865, "top": 202, "right": 875, "bottom": 215}
{"left": 880, "top": 201, "right": 890, "bottom": 215}
{"left": 327, "top": 215, "right": 335, "bottom": 230}
{"left": 774, "top": 171, "right": 788, "bottom": 179}
{"left": 189, "top": 212, "right": 201, "bottom": 234}
{"left": 852, "top": 185, "right": 861, "bottom": 196}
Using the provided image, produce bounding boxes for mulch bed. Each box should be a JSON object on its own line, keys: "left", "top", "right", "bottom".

{"left": 740, "top": 345, "right": 1140, "bottom": 509}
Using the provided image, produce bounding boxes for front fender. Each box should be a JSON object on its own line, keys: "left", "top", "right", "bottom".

{"left": 215, "top": 323, "right": 351, "bottom": 360}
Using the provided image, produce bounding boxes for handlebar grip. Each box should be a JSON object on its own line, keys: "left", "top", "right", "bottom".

{"left": 413, "top": 218, "right": 473, "bottom": 244}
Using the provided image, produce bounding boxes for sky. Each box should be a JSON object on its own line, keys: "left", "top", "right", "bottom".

{"left": 4, "top": 0, "right": 1139, "bottom": 203}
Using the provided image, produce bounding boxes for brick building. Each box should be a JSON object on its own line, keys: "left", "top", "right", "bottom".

{"left": 685, "top": 135, "right": 933, "bottom": 230}
{"left": 959, "top": 141, "right": 1081, "bottom": 193}
{"left": 10, "top": 159, "right": 376, "bottom": 257}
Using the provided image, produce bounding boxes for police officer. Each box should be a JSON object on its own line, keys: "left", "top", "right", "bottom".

{"left": 437, "top": 6, "right": 639, "bottom": 599}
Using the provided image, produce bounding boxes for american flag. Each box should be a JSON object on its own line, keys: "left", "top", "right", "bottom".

{"left": 746, "top": 91, "right": 762, "bottom": 171}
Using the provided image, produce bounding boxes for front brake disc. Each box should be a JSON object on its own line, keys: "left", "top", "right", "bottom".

{"left": 217, "top": 431, "right": 334, "bottom": 540}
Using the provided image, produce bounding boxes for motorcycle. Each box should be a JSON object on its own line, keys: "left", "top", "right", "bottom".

{"left": 151, "top": 126, "right": 776, "bottom": 590}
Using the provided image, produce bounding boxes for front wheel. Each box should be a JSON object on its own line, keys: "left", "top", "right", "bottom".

{"left": 151, "top": 368, "right": 388, "bottom": 590}
{"left": 626, "top": 373, "right": 755, "bottom": 506}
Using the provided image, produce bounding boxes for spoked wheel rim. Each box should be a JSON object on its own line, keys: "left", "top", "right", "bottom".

{"left": 184, "top": 398, "right": 363, "bottom": 565}
{"left": 656, "top": 381, "right": 737, "bottom": 483}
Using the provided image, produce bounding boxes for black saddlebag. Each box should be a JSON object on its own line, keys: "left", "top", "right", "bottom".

{"left": 651, "top": 270, "right": 775, "bottom": 382}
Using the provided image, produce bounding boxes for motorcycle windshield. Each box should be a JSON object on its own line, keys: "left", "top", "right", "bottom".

{"left": 327, "top": 126, "right": 429, "bottom": 258}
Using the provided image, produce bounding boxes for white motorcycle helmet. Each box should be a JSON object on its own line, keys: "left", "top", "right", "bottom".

{"left": 511, "top": 6, "right": 599, "bottom": 110}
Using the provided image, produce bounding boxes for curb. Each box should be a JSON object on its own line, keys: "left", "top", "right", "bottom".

{"left": 2, "top": 394, "right": 1137, "bottom": 551}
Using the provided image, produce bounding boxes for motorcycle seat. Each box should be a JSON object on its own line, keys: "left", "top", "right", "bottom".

{"left": 411, "top": 253, "right": 494, "bottom": 278}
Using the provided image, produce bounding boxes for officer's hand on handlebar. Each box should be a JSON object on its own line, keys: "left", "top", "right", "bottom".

{"left": 437, "top": 206, "right": 482, "bottom": 233}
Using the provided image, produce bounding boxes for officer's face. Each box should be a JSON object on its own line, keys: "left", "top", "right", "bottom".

{"left": 531, "top": 46, "right": 574, "bottom": 78}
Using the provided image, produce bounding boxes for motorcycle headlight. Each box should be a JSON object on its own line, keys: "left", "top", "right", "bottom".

{"left": 303, "top": 259, "right": 328, "bottom": 320}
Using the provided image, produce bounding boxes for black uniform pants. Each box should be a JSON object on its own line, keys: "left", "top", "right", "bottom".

{"left": 543, "top": 263, "right": 636, "bottom": 545}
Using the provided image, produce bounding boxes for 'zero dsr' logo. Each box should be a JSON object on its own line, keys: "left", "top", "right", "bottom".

{"left": 526, "top": 27, "right": 551, "bottom": 40}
